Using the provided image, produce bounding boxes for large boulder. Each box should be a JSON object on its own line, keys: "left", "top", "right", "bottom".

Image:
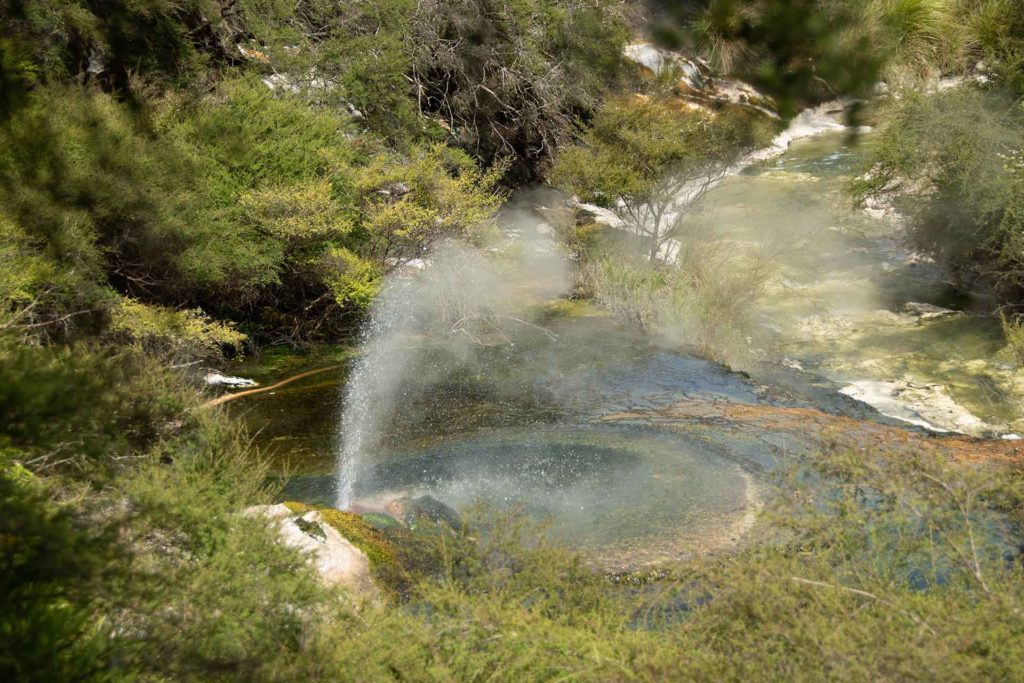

{"left": 246, "top": 504, "right": 380, "bottom": 603}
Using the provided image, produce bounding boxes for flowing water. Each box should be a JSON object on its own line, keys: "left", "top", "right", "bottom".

{"left": 231, "top": 125, "right": 1022, "bottom": 569}
{"left": 714, "top": 132, "right": 1024, "bottom": 435}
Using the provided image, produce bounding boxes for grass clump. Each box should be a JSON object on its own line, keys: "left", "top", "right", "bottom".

{"left": 573, "top": 233, "right": 774, "bottom": 364}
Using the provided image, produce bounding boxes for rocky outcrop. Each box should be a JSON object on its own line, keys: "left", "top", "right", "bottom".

{"left": 246, "top": 504, "right": 381, "bottom": 603}
{"left": 623, "top": 42, "right": 779, "bottom": 118}
{"left": 839, "top": 379, "right": 991, "bottom": 434}
{"left": 247, "top": 497, "right": 462, "bottom": 600}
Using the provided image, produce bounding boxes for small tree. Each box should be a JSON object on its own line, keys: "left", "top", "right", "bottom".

{"left": 551, "top": 96, "right": 763, "bottom": 261}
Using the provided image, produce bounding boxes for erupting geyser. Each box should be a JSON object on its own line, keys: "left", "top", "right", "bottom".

{"left": 334, "top": 229, "right": 570, "bottom": 509}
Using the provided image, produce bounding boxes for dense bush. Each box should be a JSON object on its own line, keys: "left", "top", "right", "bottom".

{"left": 0, "top": 340, "right": 340, "bottom": 681}
{"left": 0, "top": 0, "right": 245, "bottom": 109}
{"left": 856, "top": 87, "right": 1024, "bottom": 301}
{"left": 239, "top": 0, "right": 631, "bottom": 179}
{"left": 0, "top": 77, "right": 504, "bottom": 342}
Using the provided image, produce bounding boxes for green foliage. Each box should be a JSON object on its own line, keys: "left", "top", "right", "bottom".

{"left": 858, "top": 87, "right": 1024, "bottom": 300}
{"left": 577, "top": 243, "right": 772, "bottom": 363}
{"left": 867, "top": 0, "right": 961, "bottom": 70}
{"left": 0, "top": 474, "right": 121, "bottom": 683}
{"left": 158, "top": 79, "right": 503, "bottom": 320}
{"left": 999, "top": 311, "right": 1024, "bottom": 365}
{"left": 0, "top": 84, "right": 272, "bottom": 312}
{"left": 552, "top": 95, "right": 773, "bottom": 260}
{"left": 110, "top": 298, "right": 246, "bottom": 362}
{"left": 0, "top": 76, "right": 504, "bottom": 343}
{"left": 0, "top": 342, "right": 345, "bottom": 681}
{"left": 0, "top": 0, "right": 243, "bottom": 114}
{"left": 648, "top": 0, "right": 885, "bottom": 118}
{"left": 407, "top": 0, "right": 630, "bottom": 178}
{"left": 648, "top": 0, "right": 1021, "bottom": 116}
{"left": 243, "top": 0, "right": 630, "bottom": 178}
{"left": 353, "top": 144, "right": 505, "bottom": 261}
{"left": 862, "top": 0, "right": 1024, "bottom": 85}
{"left": 0, "top": 343, "right": 188, "bottom": 477}
{"left": 322, "top": 247, "right": 383, "bottom": 309}
{"left": 553, "top": 96, "right": 764, "bottom": 204}
{"left": 966, "top": 0, "right": 1024, "bottom": 96}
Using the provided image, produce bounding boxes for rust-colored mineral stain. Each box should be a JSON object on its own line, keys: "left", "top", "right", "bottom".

{"left": 601, "top": 399, "right": 1024, "bottom": 466}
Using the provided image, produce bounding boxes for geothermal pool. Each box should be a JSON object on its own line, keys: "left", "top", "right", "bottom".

{"left": 231, "top": 129, "right": 1021, "bottom": 568}
{"left": 283, "top": 425, "right": 759, "bottom": 568}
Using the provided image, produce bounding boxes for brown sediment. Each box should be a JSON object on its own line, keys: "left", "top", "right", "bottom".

{"left": 203, "top": 364, "right": 343, "bottom": 408}
{"left": 601, "top": 399, "right": 1024, "bottom": 465}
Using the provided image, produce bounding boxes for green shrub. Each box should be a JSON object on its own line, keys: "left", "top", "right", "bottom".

{"left": 0, "top": 85, "right": 276, "bottom": 309}
{"left": 0, "top": 342, "right": 191, "bottom": 477}
{"left": 857, "top": 87, "right": 1024, "bottom": 301}
{"left": 0, "top": 340, "right": 343, "bottom": 681}
{"left": 578, "top": 244, "right": 773, "bottom": 363}
{"left": 650, "top": 0, "right": 885, "bottom": 117}
{"left": 0, "top": 473, "right": 122, "bottom": 683}
{"left": 109, "top": 299, "right": 246, "bottom": 363}
{"left": 244, "top": 0, "right": 630, "bottom": 178}
{"left": 0, "top": 0, "right": 242, "bottom": 107}
{"left": 552, "top": 95, "right": 774, "bottom": 262}
{"left": 999, "top": 311, "right": 1024, "bottom": 365}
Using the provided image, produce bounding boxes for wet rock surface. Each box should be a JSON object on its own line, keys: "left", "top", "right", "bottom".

{"left": 600, "top": 398, "right": 1024, "bottom": 467}
{"left": 840, "top": 379, "right": 995, "bottom": 434}
{"left": 383, "top": 495, "right": 462, "bottom": 531}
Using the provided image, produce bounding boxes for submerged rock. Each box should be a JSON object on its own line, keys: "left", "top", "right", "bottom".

{"left": 384, "top": 495, "right": 462, "bottom": 531}
{"left": 360, "top": 511, "right": 403, "bottom": 531}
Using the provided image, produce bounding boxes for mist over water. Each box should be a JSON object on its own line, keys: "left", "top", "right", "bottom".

{"left": 334, "top": 226, "right": 570, "bottom": 508}
{"left": 334, "top": 114, "right": 1022, "bottom": 513}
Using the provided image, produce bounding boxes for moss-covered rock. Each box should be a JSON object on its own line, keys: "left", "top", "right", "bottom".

{"left": 282, "top": 501, "right": 438, "bottom": 600}
{"left": 361, "top": 511, "right": 403, "bottom": 531}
